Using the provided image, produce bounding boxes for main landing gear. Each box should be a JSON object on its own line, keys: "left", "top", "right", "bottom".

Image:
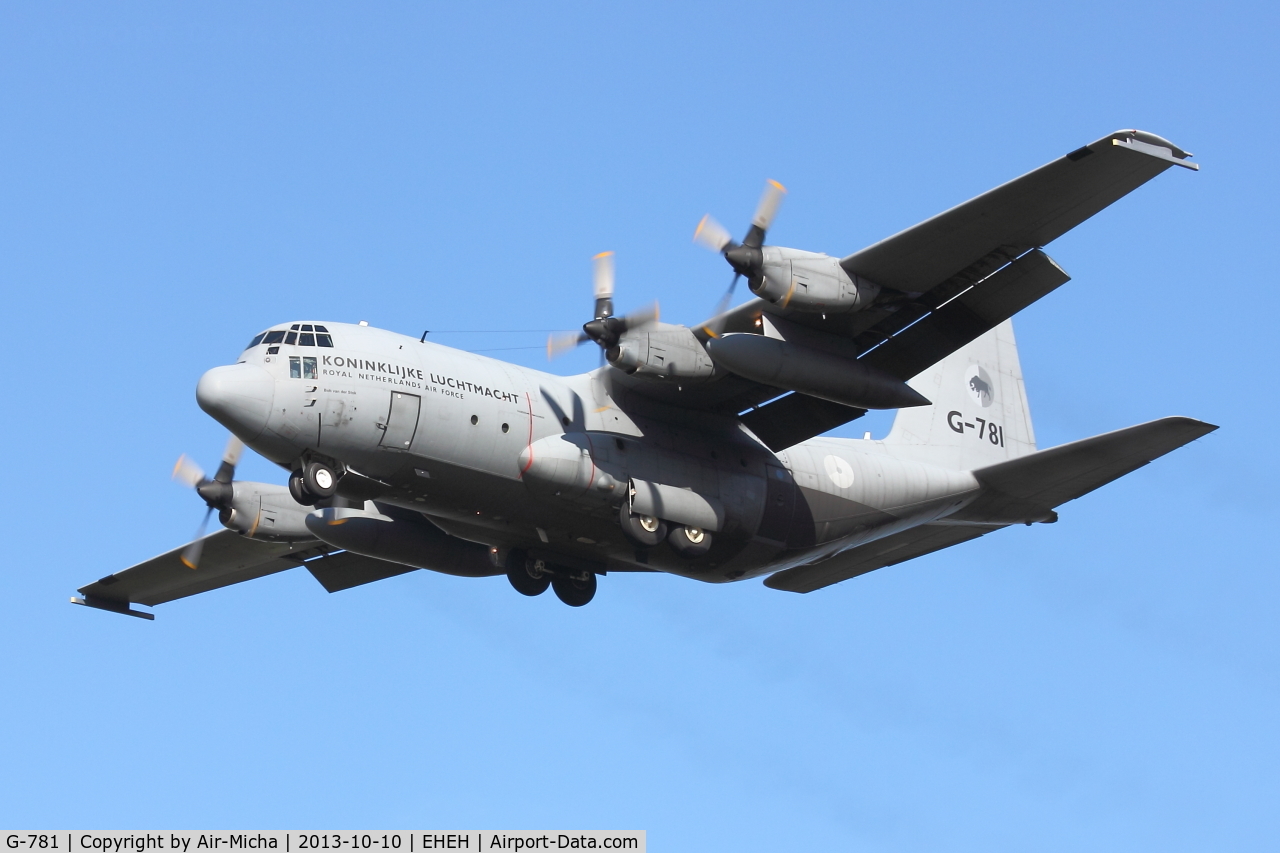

{"left": 505, "top": 551, "right": 597, "bottom": 607}
{"left": 288, "top": 460, "right": 340, "bottom": 505}
{"left": 619, "top": 504, "right": 713, "bottom": 558}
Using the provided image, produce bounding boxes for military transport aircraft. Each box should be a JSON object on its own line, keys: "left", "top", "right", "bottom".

{"left": 73, "top": 129, "right": 1214, "bottom": 619}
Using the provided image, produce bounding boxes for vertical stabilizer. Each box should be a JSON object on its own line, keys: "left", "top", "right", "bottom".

{"left": 883, "top": 319, "right": 1035, "bottom": 470}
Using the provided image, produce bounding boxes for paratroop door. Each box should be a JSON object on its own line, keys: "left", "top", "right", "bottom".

{"left": 379, "top": 391, "right": 421, "bottom": 450}
{"left": 756, "top": 463, "right": 796, "bottom": 543}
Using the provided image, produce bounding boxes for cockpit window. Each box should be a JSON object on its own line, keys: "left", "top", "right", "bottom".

{"left": 314, "top": 325, "right": 329, "bottom": 333}
{"left": 262, "top": 330, "right": 286, "bottom": 345}
{"left": 285, "top": 331, "right": 298, "bottom": 345}
{"left": 299, "top": 333, "right": 315, "bottom": 346}
{"left": 248, "top": 332, "right": 266, "bottom": 348}
{"left": 301, "top": 324, "right": 314, "bottom": 332}
{"left": 290, "top": 324, "right": 300, "bottom": 331}
{"left": 317, "top": 334, "right": 333, "bottom": 347}
{"left": 289, "top": 356, "right": 318, "bottom": 379}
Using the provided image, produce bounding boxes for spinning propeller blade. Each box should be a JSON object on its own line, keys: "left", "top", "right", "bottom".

{"left": 693, "top": 215, "right": 733, "bottom": 253}
{"left": 694, "top": 179, "right": 787, "bottom": 327}
{"left": 546, "top": 252, "right": 659, "bottom": 361}
{"left": 180, "top": 507, "right": 215, "bottom": 570}
{"left": 172, "top": 455, "right": 205, "bottom": 488}
{"left": 172, "top": 433, "right": 245, "bottom": 569}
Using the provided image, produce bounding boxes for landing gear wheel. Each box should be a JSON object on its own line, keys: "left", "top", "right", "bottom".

{"left": 305, "top": 461, "right": 339, "bottom": 497}
{"left": 619, "top": 503, "right": 668, "bottom": 547}
{"left": 668, "top": 525, "right": 713, "bottom": 558}
{"left": 552, "top": 571, "right": 597, "bottom": 607}
{"left": 288, "top": 470, "right": 317, "bottom": 506}
{"left": 506, "top": 553, "right": 551, "bottom": 597}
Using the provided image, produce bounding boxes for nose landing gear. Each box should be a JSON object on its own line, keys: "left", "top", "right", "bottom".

{"left": 288, "top": 460, "right": 341, "bottom": 506}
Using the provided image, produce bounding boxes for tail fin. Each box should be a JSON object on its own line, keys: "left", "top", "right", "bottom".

{"left": 883, "top": 319, "right": 1035, "bottom": 470}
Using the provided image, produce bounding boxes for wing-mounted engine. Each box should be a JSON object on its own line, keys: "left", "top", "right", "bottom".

{"left": 755, "top": 247, "right": 881, "bottom": 313}
{"left": 694, "top": 180, "right": 886, "bottom": 317}
{"left": 171, "top": 435, "right": 317, "bottom": 568}
{"left": 607, "top": 325, "right": 716, "bottom": 381}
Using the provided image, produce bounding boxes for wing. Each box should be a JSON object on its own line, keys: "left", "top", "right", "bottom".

{"left": 838, "top": 129, "right": 1195, "bottom": 298}
{"left": 650, "top": 130, "right": 1196, "bottom": 447}
{"left": 73, "top": 529, "right": 417, "bottom": 618}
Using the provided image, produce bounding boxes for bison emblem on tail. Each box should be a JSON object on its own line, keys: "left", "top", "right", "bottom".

{"left": 964, "top": 365, "right": 994, "bottom": 407}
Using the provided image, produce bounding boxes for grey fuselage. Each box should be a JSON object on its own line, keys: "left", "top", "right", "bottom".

{"left": 201, "top": 321, "right": 982, "bottom": 583}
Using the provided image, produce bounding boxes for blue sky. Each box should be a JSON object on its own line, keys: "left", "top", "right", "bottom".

{"left": 1, "top": 2, "right": 1275, "bottom": 849}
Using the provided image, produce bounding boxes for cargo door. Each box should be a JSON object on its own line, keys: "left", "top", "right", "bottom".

{"left": 756, "top": 463, "right": 796, "bottom": 543}
{"left": 379, "top": 391, "right": 421, "bottom": 450}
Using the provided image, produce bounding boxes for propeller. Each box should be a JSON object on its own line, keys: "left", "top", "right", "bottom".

{"left": 171, "top": 434, "right": 244, "bottom": 569}
{"left": 547, "top": 251, "right": 660, "bottom": 360}
{"left": 694, "top": 179, "right": 787, "bottom": 329}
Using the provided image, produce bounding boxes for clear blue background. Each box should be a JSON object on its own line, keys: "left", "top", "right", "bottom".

{"left": 1, "top": 2, "right": 1273, "bottom": 849}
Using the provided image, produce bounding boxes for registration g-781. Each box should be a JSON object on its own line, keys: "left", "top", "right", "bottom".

{"left": 947, "top": 410, "right": 1005, "bottom": 446}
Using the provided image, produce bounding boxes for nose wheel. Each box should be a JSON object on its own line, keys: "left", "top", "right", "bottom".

{"left": 288, "top": 461, "right": 340, "bottom": 506}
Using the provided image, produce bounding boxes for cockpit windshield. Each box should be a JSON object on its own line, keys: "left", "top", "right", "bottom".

{"left": 246, "top": 325, "right": 333, "bottom": 350}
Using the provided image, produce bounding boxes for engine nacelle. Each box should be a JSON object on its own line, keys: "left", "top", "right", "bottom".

{"left": 219, "top": 481, "right": 315, "bottom": 541}
{"left": 607, "top": 327, "right": 716, "bottom": 381}
{"left": 518, "top": 433, "right": 622, "bottom": 504}
{"left": 753, "top": 247, "right": 881, "bottom": 314}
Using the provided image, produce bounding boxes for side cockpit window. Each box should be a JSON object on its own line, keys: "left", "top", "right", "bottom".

{"left": 289, "top": 356, "right": 318, "bottom": 379}
{"left": 248, "top": 332, "right": 267, "bottom": 349}
{"left": 263, "top": 330, "right": 286, "bottom": 345}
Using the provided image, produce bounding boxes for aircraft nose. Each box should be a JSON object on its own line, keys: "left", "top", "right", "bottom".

{"left": 196, "top": 363, "right": 275, "bottom": 441}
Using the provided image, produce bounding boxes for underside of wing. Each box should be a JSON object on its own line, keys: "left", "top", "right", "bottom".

{"left": 74, "top": 530, "right": 333, "bottom": 617}
{"left": 842, "top": 131, "right": 1194, "bottom": 295}
{"left": 73, "top": 527, "right": 427, "bottom": 619}
{"left": 637, "top": 130, "right": 1196, "bottom": 448}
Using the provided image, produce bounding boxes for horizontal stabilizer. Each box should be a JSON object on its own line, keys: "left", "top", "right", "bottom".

{"left": 954, "top": 416, "right": 1217, "bottom": 522}
{"left": 765, "top": 525, "right": 989, "bottom": 593}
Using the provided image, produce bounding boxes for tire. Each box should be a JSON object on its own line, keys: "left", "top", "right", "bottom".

{"left": 506, "top": 552, "right": 551, "bottom": 597}
{"left": 668, "top": 525, "right": 713, "bottom": 558}
{"left": 619, "top": 503, "right": 667, "bottom": 547}
{"left": 288, "top": 470, "right": 316, "bottom": 506}
{"left": 305, "top": 461, "right": 339, "bottom": 498}
{"left": 552, "top": 571, "right": 597, "bottom": 607}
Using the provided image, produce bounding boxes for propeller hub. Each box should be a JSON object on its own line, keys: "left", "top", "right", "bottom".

{"left": 724, "top": 244, "right": 763, "bottom": 279}
{"left": 196, "top": 479, "right": 233, "bottom": 508}
{"left": 583, "top": 317, "right": 626, "bottom": 347}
